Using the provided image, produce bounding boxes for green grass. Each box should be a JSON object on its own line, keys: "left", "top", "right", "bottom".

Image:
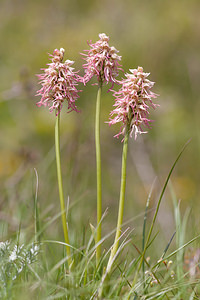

{"left": 1, "top": 141, "right": 200, "bottom": 299}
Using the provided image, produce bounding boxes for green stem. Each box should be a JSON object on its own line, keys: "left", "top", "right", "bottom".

{"left": 107, "top": 129, "right": 129, "bottom": 273}
{"left": 55, "top": 112, "right": 72, "bottom": 269}
{"left": 95, "top": 82, "right": 102, "bottom": 267}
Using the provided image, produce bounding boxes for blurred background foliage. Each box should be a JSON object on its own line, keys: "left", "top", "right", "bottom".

{"left": 0, "top": 0, "right": 200, "bottom": 256}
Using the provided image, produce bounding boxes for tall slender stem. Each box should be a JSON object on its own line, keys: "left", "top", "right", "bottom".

{"left": 55, "top": 112, "right": 72, "bottom": 269}
{"left": 107, "top": 129, "right": 129, "bottom": 273}
{"left": 95, "top": 82, "right": 102, "bottom": 267}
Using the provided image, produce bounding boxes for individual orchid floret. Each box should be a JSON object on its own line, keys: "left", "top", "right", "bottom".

{"left": 81, "top": 33, "right": 122, "bottom": 87}
{"left": 109, "top": 67, "right": 158, "bottom": 140}
{"left": 36, "top": 48, "right": 81, "bottom": 114}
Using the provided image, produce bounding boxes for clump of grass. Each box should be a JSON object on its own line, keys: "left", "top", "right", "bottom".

{"left": 2, "top": 158, "right": 200, "bottom": 299}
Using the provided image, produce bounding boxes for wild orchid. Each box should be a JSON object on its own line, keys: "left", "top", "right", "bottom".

{"left": 81, "top": 33, "right": 122, "bottom": 266}
{"left": 36, "top": 48, "right": 82, "bottom": 270}
{"left": 36, "top": 48, "right": 80, "bottom": 114}
{"left": 81, "top": 33, "right": 122, "bottom": 87}
{"left": 107, "top": 66, "right": 158, "bottom": 274}
{"left": 109, "top": 66, "right": 158, "bottom": 140}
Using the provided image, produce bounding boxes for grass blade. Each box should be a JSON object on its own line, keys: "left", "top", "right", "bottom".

{"left": 132, "top": 139, "right": 191, "bottom": 287}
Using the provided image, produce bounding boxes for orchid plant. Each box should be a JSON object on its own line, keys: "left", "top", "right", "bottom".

{"left": 81, "top": 33, "right": 122, "bottom": 266}
{"left": 107, "top": 66, "right": 158, "bottom": 274}
{"left": 36, "top": 35, "right": 158, "bottom": 276}
{"left": 36, "top": 48, "right": 81, "bottom": 269}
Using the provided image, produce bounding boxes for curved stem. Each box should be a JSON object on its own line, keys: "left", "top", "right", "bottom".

{"left": 55, "top": 112, "right": 72, "bottom": 269}
{"left": 107, "top": 130, "right": 129, "bottom": 273}
{"left": 95, "top": 82, "right": 102, "bottom": 267}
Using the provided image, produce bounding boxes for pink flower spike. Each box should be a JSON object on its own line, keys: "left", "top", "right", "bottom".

{"left": 109, "top": 66, "right": 159, "bottom": 140}
{"left": 81, "top": 33, "right": 122, "bottom": 87}
{"left": 36, "top": 48, "right": 81, "bottom": 114}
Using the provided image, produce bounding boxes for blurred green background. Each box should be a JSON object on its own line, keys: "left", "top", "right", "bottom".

{"left": 0, "top": 0, "right": 200, "bottom": 255}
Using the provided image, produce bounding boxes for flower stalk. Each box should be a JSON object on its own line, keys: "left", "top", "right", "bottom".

{"left": 81, "top": 33, "right": 122, "bottom": 267}
{"left": 36, "top": 48, "right": 81, "bottom": 271}
{"left": 107, "top": 66, "right": 158, "bottom": 274}
{"left": 55, "top": 112, "right": 72, "bottom": 269}
{"left": 107, "top": 126, "right": 129, "bottom": 273}
{"left": 95, "top": 80, "right": 103, "bottom": 266}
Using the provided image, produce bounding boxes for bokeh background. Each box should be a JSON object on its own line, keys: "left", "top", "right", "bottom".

{"left": 0, "top": 0, "right": 200, "bottom": 256}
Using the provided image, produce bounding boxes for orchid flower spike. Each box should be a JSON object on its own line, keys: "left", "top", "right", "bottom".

{"left": 36, "top": 48, "right": 81, "bottom": 115}
{"left": 109, "top": 67, "right": 159, "bottom": 140}
{"left": 81, "top": 33, "right": 122, "bottom": 87}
